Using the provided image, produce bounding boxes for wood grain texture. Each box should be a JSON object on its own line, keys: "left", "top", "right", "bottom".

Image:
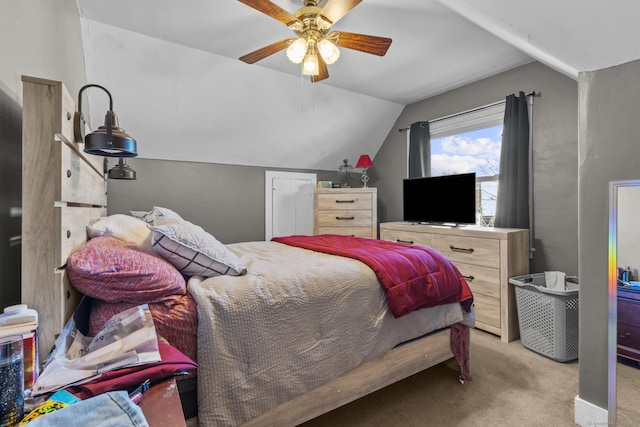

{"left": 21, "top": 76, "right": 107, "bottom": 358}
{"left": 239, "top": 39, "right": 293, "bottom": 64}
{"left": 313, "top": 188, "right": 377, "bottom": 238}
{"left": 379, "top": 222, "right": 529, "bottom": 342}
{"left": 333, "top": 31, "right": 392, "bottom": 56}
{"left": 238, "top": 0, "right": 298, "bottom": 25}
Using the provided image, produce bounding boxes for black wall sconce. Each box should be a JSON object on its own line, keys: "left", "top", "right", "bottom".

{"left": 107, "top": 158, "right": 137, "bottom": 180}
{"left": 74, "top": 83, "right": 138, "bottom": 179}
{"left": 73, "top": 83, "right": 138, "bottom": 157}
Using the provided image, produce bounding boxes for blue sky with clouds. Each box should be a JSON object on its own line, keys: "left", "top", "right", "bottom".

{"left": 431, "top": 125, "right": 502, "bottom": 216}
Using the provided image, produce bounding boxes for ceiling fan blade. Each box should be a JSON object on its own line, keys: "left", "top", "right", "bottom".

{"left": 239, "top": 39, "right": 294, "bottom": 64}
{"left": 332, "top": 31, "right": 392, "bottom": 56}
{"left": 238, "top": 0, "right": 299, "bottom": 26}
{"left": 311, "top": 55, "right": 329, "bottom": 83}
{"left": 319, "top": 0, "right": 362, "bottom": 25}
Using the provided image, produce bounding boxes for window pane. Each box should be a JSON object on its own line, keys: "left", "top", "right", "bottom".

{"left": 431, "top": 125, "right": 502, "bottom": 177}
{"left": 431, "top": 125, "right": 502, "bottom": 226}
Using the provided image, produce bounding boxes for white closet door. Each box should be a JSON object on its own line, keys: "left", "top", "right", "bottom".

{"left": 265, "top": 171, "right": 316, "bottom": 240}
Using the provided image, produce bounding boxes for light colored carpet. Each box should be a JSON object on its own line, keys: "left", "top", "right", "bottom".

{"left": 301, "top": 328, "right": 580, "bottom": 426}
{"left": 187, "top": 328, "right": 640, "bottom": 426}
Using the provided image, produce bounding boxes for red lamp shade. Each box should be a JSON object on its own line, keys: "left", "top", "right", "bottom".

{"left": 356, "top": 154, "right": 374, "bottom": 168}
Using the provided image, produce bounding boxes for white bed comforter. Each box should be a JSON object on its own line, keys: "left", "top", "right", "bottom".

{"left": 188, "top": 241, "right": 466, "bottom": 426}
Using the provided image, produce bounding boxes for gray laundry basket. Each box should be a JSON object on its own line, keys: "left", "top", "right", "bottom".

{"left": 509, "top": 273, "right": 579, "bottom": 362}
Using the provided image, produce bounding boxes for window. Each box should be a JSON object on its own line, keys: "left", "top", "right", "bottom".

{"left": 410, "top": 102, "right": 505, "bottom": 226}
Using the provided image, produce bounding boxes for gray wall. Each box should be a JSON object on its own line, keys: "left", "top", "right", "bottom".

{"left": 578, "top": 58, "right": 640, "bottom": 410}
{"left": 372, "top": 61, "right": 579, "bottom": 276}
{"left": 107, "top": 158, "right": 340, "bottom": 243}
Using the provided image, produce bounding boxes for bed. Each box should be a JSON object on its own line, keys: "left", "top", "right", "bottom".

{"left": 21, "top": 76, "right": 474, "bottom": 427}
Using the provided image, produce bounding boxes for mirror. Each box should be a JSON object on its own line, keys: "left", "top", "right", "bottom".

{"left": 608, "top": 180, "right": 640, "bottom": 425}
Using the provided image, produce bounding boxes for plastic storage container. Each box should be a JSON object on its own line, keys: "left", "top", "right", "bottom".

{"left": 509, "top": 273, "right": 579, "bottom": 362}
{"left": 0, "top": 335, "right": 24, "bottom": 426}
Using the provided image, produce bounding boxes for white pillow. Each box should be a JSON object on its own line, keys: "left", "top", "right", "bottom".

{"left": 130, "top": 206, "right": 183, "bottom": 225}
{"left": 87, "top": 214, "right": 153, "bottom": 251}
{"left": 149, "top": 218, "right": 247, "bottom": 277}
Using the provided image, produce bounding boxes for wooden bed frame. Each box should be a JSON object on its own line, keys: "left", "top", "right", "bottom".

{"left": 20, "top": 76, "right": 469, "bottom": 427}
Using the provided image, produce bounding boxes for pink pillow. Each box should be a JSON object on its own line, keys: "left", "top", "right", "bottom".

{"left": 67, "top": 236, "right": 186, "bottom": 304}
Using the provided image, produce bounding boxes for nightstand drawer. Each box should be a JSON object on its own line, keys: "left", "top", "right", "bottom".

{"left": 380, "top": 229, "right": 431, "bottom": 247}
{"left": 431, "top": 235, "right": 500, "bottom": 268}
{"left": 317, "top": 210, "right": 372, "bottom": 227}
{"left": 617, "top": 322, "right": 640, "bottom": 350}
{"left": 317, "top": 192, "right": 373, "bottom": 211}
{"left": 317, "top": 226, "right": 373, "bottom": 238}
{"left": 618, "top": 296, "right": 640, "bottom": 325}
{"left": 454, "top": 262, "right": 500, "bottom": 299}
{"left": 472, "top": 293, "right": 500, "bottom": 328}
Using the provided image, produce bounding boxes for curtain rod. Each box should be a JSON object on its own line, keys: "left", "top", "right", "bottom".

{"left": 398, "top": 91, "right": 538, "bottom": 132}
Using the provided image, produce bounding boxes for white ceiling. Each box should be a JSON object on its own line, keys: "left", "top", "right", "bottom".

{"left": 74, "top": 0, "right": 640, "bottom": 170}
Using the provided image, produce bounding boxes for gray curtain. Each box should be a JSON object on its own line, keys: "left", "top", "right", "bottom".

{"left": 495, "top": 92, "right": 529, "bottom": 229}
{"left": 408, "top": 121, "right": 431, "bottom": 178}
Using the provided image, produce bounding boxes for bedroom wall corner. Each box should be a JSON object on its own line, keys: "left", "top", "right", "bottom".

{"left": 577, "top": 57, "right": 640, "bottom": 416}
{"left": 574, "top": 395, "right": 607, "bottom": 426}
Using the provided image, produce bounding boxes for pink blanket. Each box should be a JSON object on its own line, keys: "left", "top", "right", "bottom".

{"left": 272, "top": 234, "right": 474, "bottom": 318}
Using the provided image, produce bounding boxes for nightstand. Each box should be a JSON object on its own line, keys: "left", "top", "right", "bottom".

{"left": 139, "top": 377, "right": 186, "bottom": 427}
{"left": 313, "top": 188, "right": 377, "bottom": 238}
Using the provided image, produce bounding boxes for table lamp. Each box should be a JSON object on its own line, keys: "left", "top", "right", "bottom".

{"left": 356, "top": 155, "right": 374, "bottom": 188}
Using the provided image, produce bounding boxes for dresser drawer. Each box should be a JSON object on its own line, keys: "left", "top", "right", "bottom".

{"left": 380, "top": 229, "right": 431, "bottom": 247}
{"left": 317, "top": 226, "right": 373, "bottom": 238}
{"left": 317, "top": 210, "right": 372, "bottom": 228}
{"left": 617, "top": 322, "right": 640, "bottom": 351}
{"left": 431, "top": 235, "right": 500, "bottom": 268}
{"left": 317, "top": 192, "right": 372, "bottom": 211}
{"left": 472, "top": 293, "right": 500, "bottom": 328}
{"left": 454, "top": 262, "right": 500, "bottom": 299}
{"left": 618, "top": 296, "right": 640, "bottom": 325}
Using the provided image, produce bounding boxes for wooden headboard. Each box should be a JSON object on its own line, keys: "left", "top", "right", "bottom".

{"left": 21, "top": 76, "right": 107, "bottom": 358}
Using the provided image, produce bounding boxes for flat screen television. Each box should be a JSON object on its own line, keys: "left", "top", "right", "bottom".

{"left": 403, "top": 172, "right": 477, "bottom": 225}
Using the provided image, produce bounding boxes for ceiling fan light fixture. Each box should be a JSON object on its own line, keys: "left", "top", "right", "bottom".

{"left": 318, "top": 38, "right": 340, "bottom": 64}
{"left": 315, "top": 15, "right": 332, "bottom": 31}
{"left": 286, "top": 37, "right": 308, "bottom": 64}
{"left": 302, "top": 52, "right": 319, "bottom": 75}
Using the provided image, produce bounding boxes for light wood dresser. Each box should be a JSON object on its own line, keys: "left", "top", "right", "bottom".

{"left": 379, "top": 222, "right": 529, "bottom": 342}
{"left": 313, "top": 188, "right": 377, "bottom": 238}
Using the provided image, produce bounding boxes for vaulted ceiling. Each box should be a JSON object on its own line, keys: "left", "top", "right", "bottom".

{"left": 75, "top": 0, "right": 640, "bottom": 170}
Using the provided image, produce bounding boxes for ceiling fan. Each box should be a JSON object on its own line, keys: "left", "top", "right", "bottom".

{"left": 238, "top": 0, "right": 392, "bottom": 82}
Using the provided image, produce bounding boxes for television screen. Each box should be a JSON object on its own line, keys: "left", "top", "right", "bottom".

{"left": 403, "top": 173, "right": 477, "bottom": 225}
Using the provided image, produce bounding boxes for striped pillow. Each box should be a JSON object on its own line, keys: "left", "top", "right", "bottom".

{"left": 149, "top": 218, "right": 247, "bottom": 277}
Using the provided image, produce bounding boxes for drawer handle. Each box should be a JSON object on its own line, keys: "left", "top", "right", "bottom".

{"left": 450, "top": 245, "right": 474, "bottom": 254}
{"left": 336, "top": 216, "right": 355, "bottom": 221}
{"left": 619, "top": 332, "right": 631, "bottom": 339}
{"left": 335, "top": 199, "right": 356, "bottom": 204}
{"left": 462, "top": 275, "right": 475, "bottom": 282}
{"left": 397, "top": 239, "right": 414, "bottom": 245}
